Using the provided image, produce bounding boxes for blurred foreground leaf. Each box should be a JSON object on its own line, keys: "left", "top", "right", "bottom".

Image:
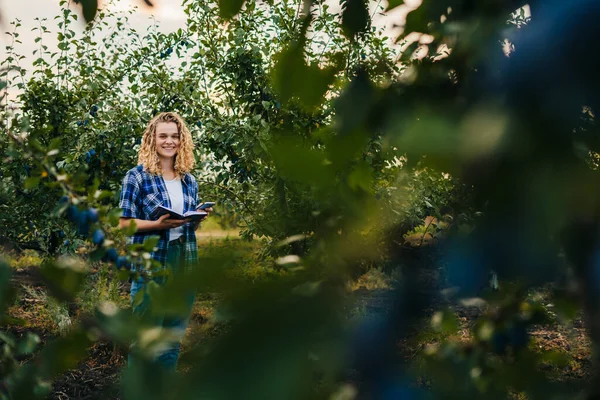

{"left": 75, "top": 0, "right": 98, "bottom": 23}
{"left": 0, "top": 258, "right": 15, "bottom": 321}
{"left": 40, "top": 257, "right": 88, "bottom": 301}
{"left": 218, "top": 0, "right": 245, "bottom": 19}
{"left": 341, "top": 0, "right": 369, "bottom": 38}
{"left": 271, "top": 41, "right": 338, "bottom": 110}
{"left": 8, "top": 328, "right": 91, "bottom": 399}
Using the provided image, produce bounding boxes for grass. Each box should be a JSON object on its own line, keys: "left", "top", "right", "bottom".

{"left": 5, "top": 249, "right": 43, "bottom": 269}
{"left": 5, "top": 233, "right": 269, "bottom": 334}
{"left": 0, "top": 230, "right": 281, "bottom": 397}
{"left": 196, "top": 229, "right": 241, "bottom": 242}
{"left": 8, "top": 285, "right": 72, "bottom": 336}
{"left": 195, "top": 236, "right": 286, "bottom": 282}
{"left": 3, "top": 234, "right": 594, "bottom": 398}
{"left": 400, "top": 296, "right": 592, "bottom": 397}
{"left": 348, "top": 267, "right": 400, "bottom": 291}
{"left": 195, "top": 214, "right": 241, "bottom": 242}
{"left": 77, "top": 262, "right": 129, "bottom": 317}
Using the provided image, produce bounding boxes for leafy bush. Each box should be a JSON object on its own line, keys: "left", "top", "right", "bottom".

{"left": 5, "top": 250, "right": 43, "bottom": 269}
{"left": 2, "top": 0, "right": 599, "bottom": 399}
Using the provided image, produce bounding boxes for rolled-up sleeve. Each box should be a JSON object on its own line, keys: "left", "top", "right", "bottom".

{"left": 119, "top": 171, "right": 142, "bottom": 218}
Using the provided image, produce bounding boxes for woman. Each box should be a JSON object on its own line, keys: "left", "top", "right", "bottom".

{"left": 118, "top": 111, "right": 210, "bottom": 370}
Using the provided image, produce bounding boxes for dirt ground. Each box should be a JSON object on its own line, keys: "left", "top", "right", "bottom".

{"left": 5, "top": 264, "right": 593, "bottom": 399}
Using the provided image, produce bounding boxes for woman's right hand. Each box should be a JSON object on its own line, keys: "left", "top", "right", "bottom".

{"left": 154, "top": 214, "right": 191, "bottom": 230}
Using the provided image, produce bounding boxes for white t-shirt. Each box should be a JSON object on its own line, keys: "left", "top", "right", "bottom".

{"left": 164, "top": 176, "right": 184, "bottom": 241}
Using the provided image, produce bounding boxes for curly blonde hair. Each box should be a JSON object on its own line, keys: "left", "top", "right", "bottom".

{"left": 137, "top": 112, "right": 196, "bottom": 176}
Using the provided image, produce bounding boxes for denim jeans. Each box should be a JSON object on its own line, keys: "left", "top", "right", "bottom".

{"left": 128, "top": 241, "right": 195, "bottom": 370}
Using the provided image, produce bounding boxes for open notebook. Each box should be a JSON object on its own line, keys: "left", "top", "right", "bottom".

{"left": 151, "top": 205, "right": 208, "bottom": 223}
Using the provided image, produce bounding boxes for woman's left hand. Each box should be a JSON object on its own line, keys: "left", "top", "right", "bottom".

{"left": 193, "top": 205, "right": 213, "bottom": 230}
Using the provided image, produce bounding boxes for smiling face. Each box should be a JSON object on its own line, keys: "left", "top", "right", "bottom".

{"left": 155, "top": 122, "right": 180, "bottom": 161}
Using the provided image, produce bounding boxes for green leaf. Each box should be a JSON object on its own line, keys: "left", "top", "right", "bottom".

{"left": 385, "top": 0, "right": 405, "bottom": 11}
{"left": 0, "top": 331, "right": 16, "bottom": 348}
{"left": 17, "top": 332, "right": 41, "bottom": 356}
{"left": 125, "top": 220, "right": 137, "bottom": 236}
{"left": 132, "top": 286, "right": 145, "bottom": 308}
{"left": 87, "top": 178, "right": 100, "bottom": 199}
{"left": 78, "top": 0, "right": 98, "bottom": 23}
{"left": 402, "top": 2, "right": 448, "bottom": 35}
{"left": 49, "top": 137, "right": 62, "bottom": 150}
{"left": 219, "top": 0, "right": 245, "bottom": 20}
{"left": 89, "top": 248, "right": 106, "bottom": 262}
{"left": 271, "top": 43, "right": 338, "bottom": 110}
{"left": 94, "top": 190, "right": 113, "bottom": 201}
{"left": 347, "top": 162, "right": 373, "bottom": 191}
{"left": 143, "top": 235, "right": 160, "bottom": 252}
{"left": 39, "top": 327, "right": 91, "bottom": 377}
{"left": 40, "top": 258, "right": 88, "bottom": 301}
{"left": 553, "top": 293, "right": 580, "bottom": 321}
{"left": 341, "top": 0, "right": 369, "bottom": 38}
{"left": 117, "top": 269, "right": 130, "bottom": 281}
{"left": 399, "top": 41, "right": 419, "bottom": 62}
{"left": 271, "top": 138, "right": 334, "bottom": 187}
{"left": 24, "top": 176, "right": 40, "bottom": 189}
{"left": 334, "top": 70, "right": 374, "bottom": 136}
{"left": 108, "top": 208, "right": 123, "bottom": 227}
{"left": 431, "top": 309, "right": 459, "bottom": 334}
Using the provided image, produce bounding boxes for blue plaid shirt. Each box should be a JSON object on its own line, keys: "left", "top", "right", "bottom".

{"left": 119, "top": 164, "right": 199, "bottom": 271}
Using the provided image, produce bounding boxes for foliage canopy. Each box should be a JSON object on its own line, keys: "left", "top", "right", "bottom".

{"left": 2, "top": 0, "right": 600, "bottom": 399}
